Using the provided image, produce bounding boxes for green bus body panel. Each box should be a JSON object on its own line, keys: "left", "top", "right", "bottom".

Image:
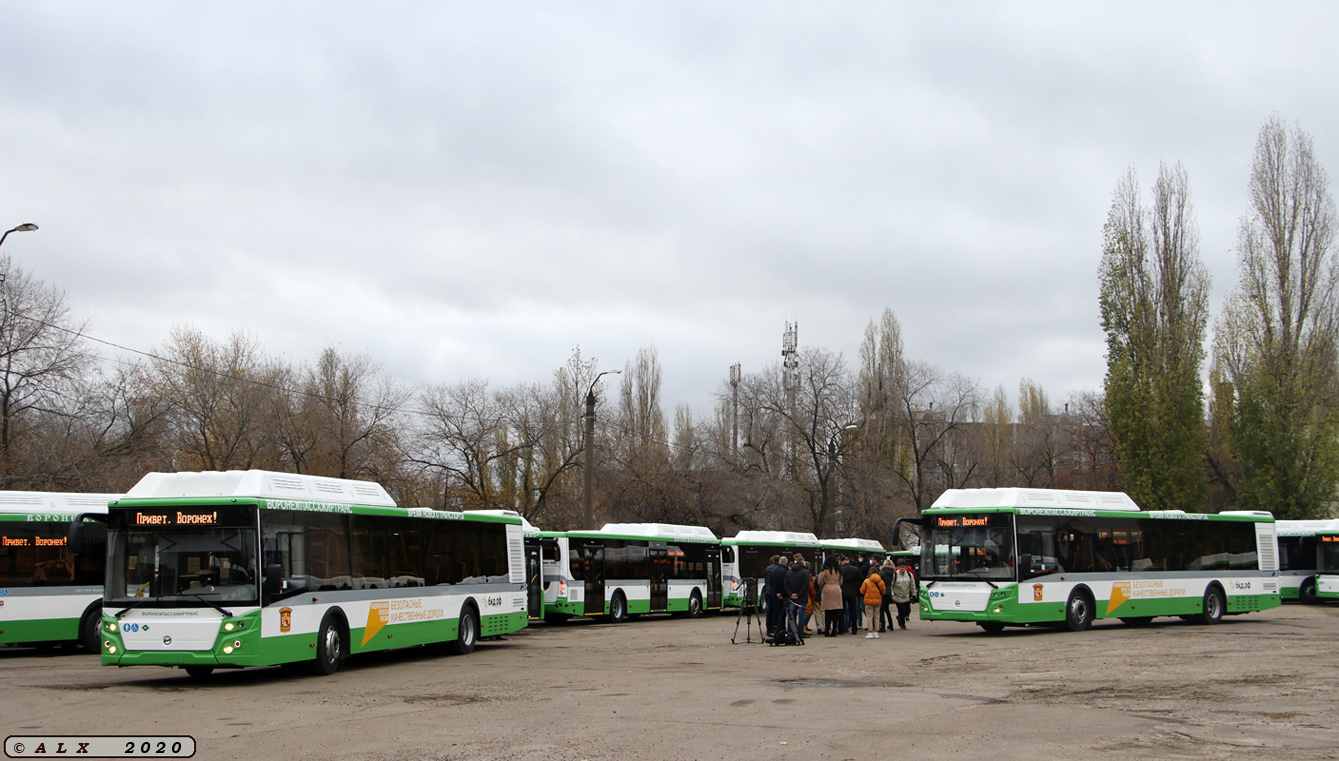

{"left": 101, "top": 609, "right": 526, "bottom": 668}
{"left": 1, "top": 616, "right": 80, "bottom": 645}
{"left": 919, "top": 584, "right": 1281, "bottom": 625}
{"left": 544, "top": 596, "right": 692, "bottom": 619}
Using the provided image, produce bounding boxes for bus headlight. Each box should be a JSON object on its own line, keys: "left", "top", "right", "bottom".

{"left": 992, "top": 604, "right": 1005, "bottom": 614}
{"left": 222, "top": 646, "right": 233, "bottom": 654}
{"left": 105, "top": 622, "right": 117, "bottom": 633}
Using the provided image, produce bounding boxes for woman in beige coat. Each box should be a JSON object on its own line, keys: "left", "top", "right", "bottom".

{"left": 815, "top": 556, "right": 845, "bottom": 637}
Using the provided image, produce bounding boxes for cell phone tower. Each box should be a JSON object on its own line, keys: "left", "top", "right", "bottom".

{"left": 782, "top": 322, "right": 799, "bottom": 474}
{"left": 729, "top": 363, "right": 742, "bottom": 467}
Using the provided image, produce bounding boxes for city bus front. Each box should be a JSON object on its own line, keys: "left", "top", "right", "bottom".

{"left": 917, "top": 511, "right": 1019, "bottom": 627}
{"left": 100, "top": 502, "right": 262, "bottom": 671}
{"left": 1317, "top": 533, "right": 1339, "bottom": 600}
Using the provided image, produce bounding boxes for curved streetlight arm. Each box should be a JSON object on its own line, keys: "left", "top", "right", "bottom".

{"left": 585, "top": 369, "right": 622, "bottom": 403}
{"left": 0, "top": 223, "right": 39, "bottom": 249}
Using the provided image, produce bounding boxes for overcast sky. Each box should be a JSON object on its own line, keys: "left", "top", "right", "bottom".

{"left": 3, "top": 3, "right": 1337, "bottom": 419}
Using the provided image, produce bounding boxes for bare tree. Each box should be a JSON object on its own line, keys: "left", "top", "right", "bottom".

{"left": 889, "top": 361, "right": 982, "bottom": 512}
{"left": 0, "top": 258, "right": 96, "bottom": 487}
{"left": 752, "top": 348, "right": 858, "bottom": 536}
{"left": 273, "top": 347, "right": 408, "bottom": 480}
{"left": 153, "top": 327, "right": 282, "bottom": 471}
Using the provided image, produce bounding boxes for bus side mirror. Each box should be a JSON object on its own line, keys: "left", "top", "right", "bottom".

{"left": 891, "top": 517, "right": 922, "bottom": 548}
{"left": 66, "top": 514, "right": 107, "bottom": 558}
{"left": 263, "top": 565, "right": 284, "bottom": 597}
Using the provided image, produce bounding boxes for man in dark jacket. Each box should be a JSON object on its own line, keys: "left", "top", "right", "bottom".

{"left": 783, "top": 558, "right": 812, "bottom": 642}
{"left": 839, "top": 557, "right": 864, "bottom": 634}
{"left": 763, "top": 555, "right": 790, "bottom": 640}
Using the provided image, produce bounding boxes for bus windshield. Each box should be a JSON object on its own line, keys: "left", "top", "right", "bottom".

{"left": 1321, "top": 537, "right": 1339, "bottom": 572}
{"left": 107, "top": 526, "right": 258, "bottom": 606}
{"left": 922, "top": 514, "right": 1015, "bottom": 581}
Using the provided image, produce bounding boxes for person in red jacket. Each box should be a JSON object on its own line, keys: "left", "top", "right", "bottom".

{"left": 859, "top": 567, "right": 887, "bottom": 639}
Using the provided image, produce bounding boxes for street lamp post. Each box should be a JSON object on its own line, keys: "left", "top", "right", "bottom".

{"left": 0, "top": 224, "right": 38, "bottom": 285}
{"left": 582, "top": 369, "right": 622, "bottom": 530}
{"left": 0, "top": 223, "right": 38, "bottom": 250}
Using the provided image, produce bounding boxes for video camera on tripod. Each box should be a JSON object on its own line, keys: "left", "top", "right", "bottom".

{"left": 731, "top": 577, "right": 760, "bottom": 644}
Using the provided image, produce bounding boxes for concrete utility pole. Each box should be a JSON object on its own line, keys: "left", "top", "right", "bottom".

{"left": 582, "top": 369, "right": 621, "bottom": 530}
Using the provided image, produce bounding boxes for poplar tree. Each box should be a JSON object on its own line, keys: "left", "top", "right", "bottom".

{"left": 1099, "top": 163, "right": 1210, "bottom": 510}
{"left": 1215, "top": 117, "right": 1339, "bottom": 519}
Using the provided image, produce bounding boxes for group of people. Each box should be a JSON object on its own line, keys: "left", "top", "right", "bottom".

{"left": 761, "top": 552, "right": 917, "bottom": 643}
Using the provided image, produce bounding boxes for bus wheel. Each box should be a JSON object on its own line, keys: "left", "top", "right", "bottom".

{"left": 1198, "top": 586, "right": 1225, "bottom": 625}
{"left": 183, "top": 666, "right": 214, "bottom": 679}
{"left": 448, "top": 606, "right": 479, "bottom": 655}
{"left": 309, "top": 613, "right": 345, "bottom": 675}
{"left": 688, "top": 591, "right": 704, "bottom": 618}
{"left": 978, "top": 621, "right": 1006, "bottom": 634}
{"left": 1065, "top": 589, "right": 1094, "bottom": 632}
{"left": 78, "top": 606, "right": 103, "bottom": 652}
{"left": 609, "top": 592, "right": 628, "bottom": 624}
{"left": 1299, "top": 578, "right": 1319, "bottom": 604}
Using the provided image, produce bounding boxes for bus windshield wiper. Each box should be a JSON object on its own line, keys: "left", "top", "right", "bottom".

{"left": 184, "top": 593, "right": 234, "bottom": 618}
{"left": 114, "top": 600, "right": 145, "bottom": 618}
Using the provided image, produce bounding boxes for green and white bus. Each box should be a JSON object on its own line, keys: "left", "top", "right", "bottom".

{"left": 541, "top": 523, "right": 721, "bottom": 623}
{"left": 1, "top": 491, "right": 120, "bottom": 651}
{"left": 721, "top": 530, "right": 821, "bottom": 609}
{"left": 819, "top": 538, "right": 886, "bottom": 568}
{"left": 1276, "top": 519, "right": 1339, "bottom": 603}
{"left": 1312, "top": 527, "right": 1339, "bottom": 601}
{"left": 96, "top": 470, "right": 527, "bottom": 677}
{"left": 887, "top": 549, "right": 920, "bottom": 578}
{"left": 898, "top": 488, "right": 1281, "bottom": 633}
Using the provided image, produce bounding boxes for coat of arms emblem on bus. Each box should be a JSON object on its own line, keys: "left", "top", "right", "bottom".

{"left": 279, "top": 607, "right": 292, "bottom": 634}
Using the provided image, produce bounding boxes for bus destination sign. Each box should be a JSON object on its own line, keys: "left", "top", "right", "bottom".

{"left": 133, "top": 511, "right": 219, "bottom": 526}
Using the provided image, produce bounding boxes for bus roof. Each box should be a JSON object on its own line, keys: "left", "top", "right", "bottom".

{"left": 820, "top": 537, "right": 886, "bottom": 553}
{"left": 0, "top": 491, "right": 121, "bottom": 515}
{"left": 1275, "top": 518, "right": 1339, "bottom": 537}
{"left": 123, "top": 470, "right": 396, "bottom": 508}
{"left": 931, "top": 488, "right": 1141, "bottom": 512}
{"left": 568, "top": 522, "right": 719, "bottom": 542}
{"left": 467, "top": 510, "right": 537, "bottom": 535}
{"left": 723, "top": 530, "right": 821, "bottom": 546}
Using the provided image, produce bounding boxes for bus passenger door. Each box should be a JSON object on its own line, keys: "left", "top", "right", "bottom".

{"left": 649, "top": 547, "right": 669, "bottom": 612}
{"left": 582, "top": 545, "right": 606, "bottom": 617}
{"left": 705, "top": 547, "right": 722, "bottom": 610}
{"left": 525, "top": 542, "right": 543, "bottom": 618}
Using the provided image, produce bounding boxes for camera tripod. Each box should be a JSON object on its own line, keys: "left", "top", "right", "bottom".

{"left": 731, "top": 578, "right": 764, "bottom": 644}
